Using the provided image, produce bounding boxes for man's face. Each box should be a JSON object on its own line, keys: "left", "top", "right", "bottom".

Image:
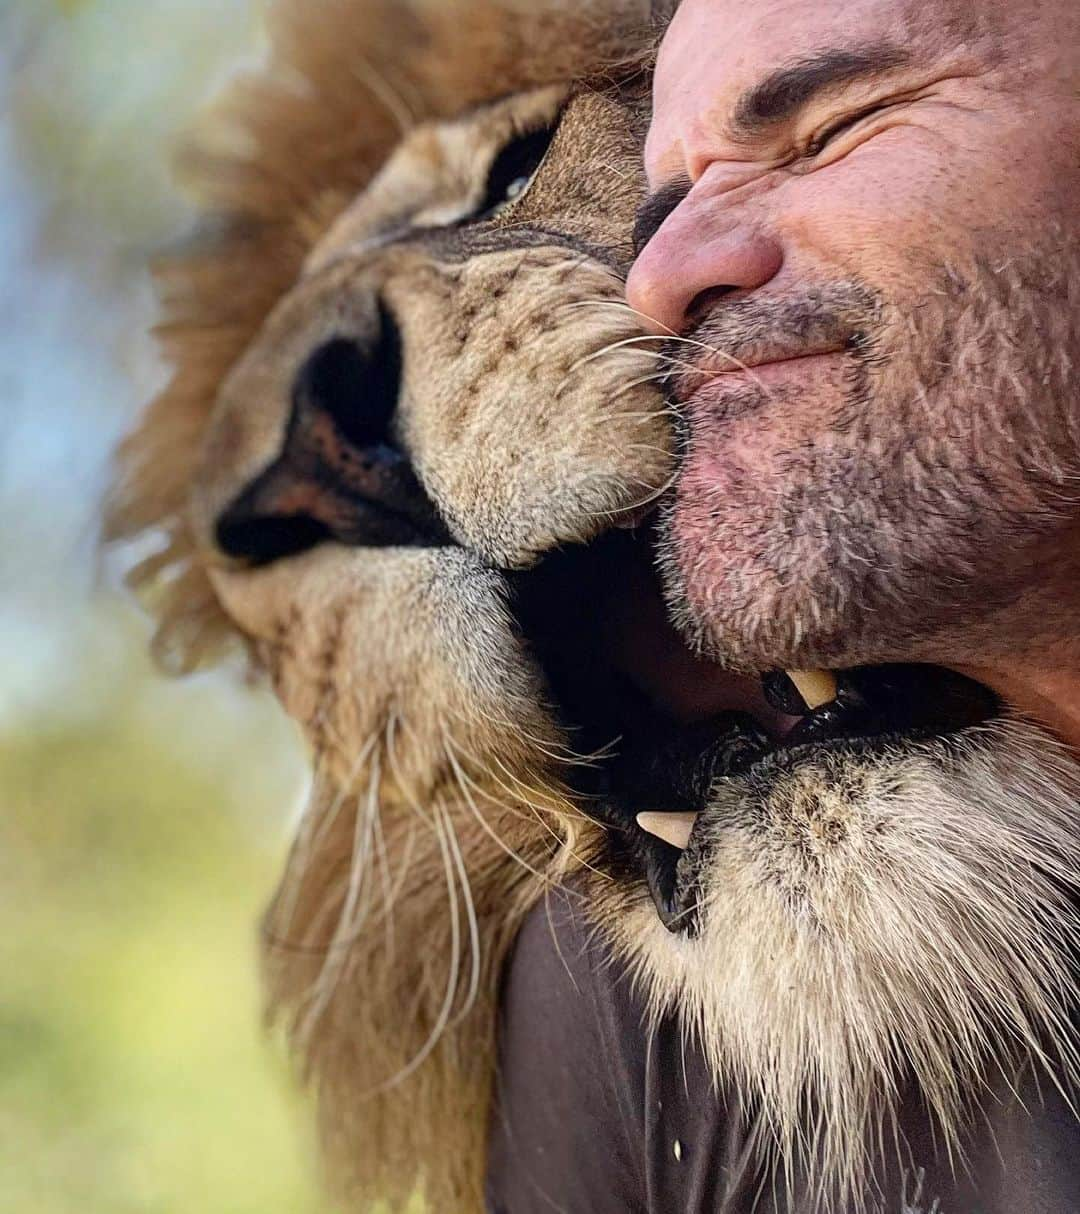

{"left": 628, "top": 0, "right": 1080, "bottom": 678}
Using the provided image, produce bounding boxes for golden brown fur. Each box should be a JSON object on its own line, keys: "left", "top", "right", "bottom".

{"left": 111, "top": 1, "right": 1080, "bottom": 1211}
{"left": 108, "top": 0, "right": 666, "bottom": 671}
{"left": 607, "top": 722, "right": 1080, "bottom": 1208}
{"left": 112, "top": 2, "right": 672, "bottom": 1208}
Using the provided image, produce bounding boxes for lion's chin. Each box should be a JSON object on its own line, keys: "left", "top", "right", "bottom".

{"left": 507, "top": 515, "right": 1002, "bottom": 931}
{"left": 598, "top": 717, "right": 1080, "bottom": 1209}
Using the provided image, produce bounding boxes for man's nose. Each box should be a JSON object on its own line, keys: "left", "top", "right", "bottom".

{"left": 626, "top": 200, "right": 784, "bottom": 336}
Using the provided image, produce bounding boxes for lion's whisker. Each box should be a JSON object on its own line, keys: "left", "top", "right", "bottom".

{"left": 445, "top": 736, "right": 614, "bottom": 882}
{"left": 295, "top": 757, "right": 381, "bottom": 1047}
{"left": 275, "top": 732, "right": 379, "bottom": 943}
{"left": 560, "top": 297, "right": 681, "bottom": 336}
{"left": 384, "top": 713, "right": 438, "bottom": 830}
{"left": 369, "top": 761, "right": 398, "bottom": 964}
{"left": 367, "top": 795, "right": 464, "bottom": 1095}
{"left": 558, "top": 302, "right": 787, "bottom": 402}
{"left": 349, "top": 56, "right": 417, "bottom": 135}
{"left": 476, "top": 752, "right": 615, "bottom": 883}
{"left": 441, "top": 799, "right": 483, "bottom": 1028}
{"left": 442, "top": 734, "right": 552, "bottom": 881}
{"left": 437, "top": 696, "right": 594, "bottom": 767}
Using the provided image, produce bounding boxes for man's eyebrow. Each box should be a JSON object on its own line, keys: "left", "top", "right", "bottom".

{"left": 633, "top": 175, "right": 692, "bottom": 254}
{"left": 631, "top": 44, "right": 913, "bottom": 253}
{"left": 730, "top": 44, "right": 912, "bottom": 141}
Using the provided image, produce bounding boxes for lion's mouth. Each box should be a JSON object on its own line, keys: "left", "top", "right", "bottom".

{"left": 508, "top": 520, "right": 1000, "bottom": 933}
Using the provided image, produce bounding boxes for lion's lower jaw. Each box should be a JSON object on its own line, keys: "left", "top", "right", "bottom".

{"left": 603, "top": 717, "right": 1080, "bottom": 1211}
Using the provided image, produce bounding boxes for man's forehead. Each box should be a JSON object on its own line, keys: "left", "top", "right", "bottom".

{"left": 649, "top": 0, "right": 987, "bottom": 171}
{"left": 657, "top": 0, "right": 984, "bottom": 82}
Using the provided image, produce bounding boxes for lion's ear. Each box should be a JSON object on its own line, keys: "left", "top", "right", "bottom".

{"left": 106, "top": 0, "right": 656, "bottom": 673}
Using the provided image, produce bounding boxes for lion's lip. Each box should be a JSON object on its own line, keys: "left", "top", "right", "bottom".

{"left": 590, "top": 662, "right": 999, "bottom": 933}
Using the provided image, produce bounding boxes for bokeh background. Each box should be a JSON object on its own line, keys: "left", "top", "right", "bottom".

{"left": 1, "top": 2, "right": 326, "bottom": 1209}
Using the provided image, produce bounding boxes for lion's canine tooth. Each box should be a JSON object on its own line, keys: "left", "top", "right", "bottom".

{"left": 636, "top": 812, "right": 698, "bottom": 851}
{"left": 786, "top": 669, "right": 838, "bottom": 711}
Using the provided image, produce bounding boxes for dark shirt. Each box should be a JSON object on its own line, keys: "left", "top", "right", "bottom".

{"left": 486, "top": 886, "right": 1079, "bottom": 1214}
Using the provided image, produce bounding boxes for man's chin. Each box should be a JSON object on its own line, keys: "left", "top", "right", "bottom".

{"left": 658, "top": 395, "right": 879, "bottom": 671}
{"left": 660, "top": 439, "right": 977, "bottom": 676}
{"left": 658, "top": 505, "right": 865, "bottom": 674}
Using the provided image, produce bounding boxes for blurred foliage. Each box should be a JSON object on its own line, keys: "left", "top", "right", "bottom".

{"left": 0, "top": 1, "right": 340, "bottom": 1210}
{"left": 0, "top": 608, "right": 324, "bottom": 1213}
{"left": 8, "top": 0, "right": 261, "bottom": 252}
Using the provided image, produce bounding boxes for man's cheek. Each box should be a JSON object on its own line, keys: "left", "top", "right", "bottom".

{"left": 780, "top": 136, "right": 966, "bottom": 276}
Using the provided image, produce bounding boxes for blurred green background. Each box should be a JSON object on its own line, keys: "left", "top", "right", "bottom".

{"left": 1, "top": 2, "right": 326, "bottom": 1210}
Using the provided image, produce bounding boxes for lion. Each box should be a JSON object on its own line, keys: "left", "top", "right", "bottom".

{"left": 108, "top": 0, "right": 1080, "bottom": 1211}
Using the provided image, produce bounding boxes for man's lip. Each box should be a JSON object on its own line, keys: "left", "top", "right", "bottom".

{"left": 674, "top": 347, "right": 847, "bottom": 395}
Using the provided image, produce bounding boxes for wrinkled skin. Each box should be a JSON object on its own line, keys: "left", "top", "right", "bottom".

{"left": 628, "top": 0, "right": 1080, "bottom": 744}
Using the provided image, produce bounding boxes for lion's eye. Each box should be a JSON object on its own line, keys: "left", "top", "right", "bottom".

{"left": 475, "top": 124, "right": 558, "bottom": 219}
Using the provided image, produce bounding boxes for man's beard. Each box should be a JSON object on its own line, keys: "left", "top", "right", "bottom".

{"left": 658, "top": 245, "right": 1080, "bottom": 672}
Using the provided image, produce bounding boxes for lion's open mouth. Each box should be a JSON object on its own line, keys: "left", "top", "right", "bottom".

{"left": 508, "top": 519, "right": 1001, "bottom": 933}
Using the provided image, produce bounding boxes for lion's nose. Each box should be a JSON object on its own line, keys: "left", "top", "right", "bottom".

{"left": 215, "top": 307, "right": 451, "bottom": 565}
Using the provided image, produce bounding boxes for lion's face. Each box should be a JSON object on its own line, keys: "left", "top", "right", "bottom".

{"left": 193, "top": 79, "right": 675, "bottom": 800}
{"left": 115, "top": 1, "right": 1079, "bottom": 1208}
{"left": 195, "top": 84, "right": 671, "bottom": 574}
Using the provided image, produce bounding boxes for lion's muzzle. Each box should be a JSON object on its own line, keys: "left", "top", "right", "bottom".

{"left": 214, "top": 310, "right": 451, "bottom": 565}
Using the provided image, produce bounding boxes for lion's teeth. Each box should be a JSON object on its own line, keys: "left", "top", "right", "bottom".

{"left": 636, "top": 812, "right": 698, "bottom": 851}
{"left": 785, "top": 669, "right": 838, "bottom": 711}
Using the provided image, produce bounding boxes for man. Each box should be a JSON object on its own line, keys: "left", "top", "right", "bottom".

{"left": 487, "top": 1, "right": 1080, "bottom": 1210}
{"left": 626, "top": 0, "right": 1080, "bottom": 747}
